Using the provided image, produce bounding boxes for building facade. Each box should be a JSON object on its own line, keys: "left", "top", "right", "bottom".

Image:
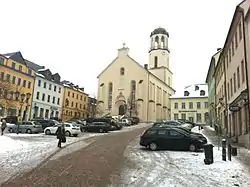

{"left": 31, "top": 69, "right": 64, "bottom": 119}
{"left": 0, "top": 52, "right": 38, "bottom": 121}
{"left": 206, "top": 49, "right": 221, "bottom": 127}
{"left": 61, "top": 81, "right": 88, "bottom": 122}
{"left": 170, "top": 84, "right": 209, "bottom": 125}
{"left": 88, "top": 96, "right": 97, "bottom": 118}
{"left": 96, "top": 28, "right": 175, "bottom": 122}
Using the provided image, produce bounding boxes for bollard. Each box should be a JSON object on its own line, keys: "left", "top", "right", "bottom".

{"left": 231, "top": 146, "right": 237, "bottom": 156}
{"left": 222, "top": 139, "right": 226, "bottom": 161}
{"left": 228, "top": 143, "right": 232, "bottom": 161}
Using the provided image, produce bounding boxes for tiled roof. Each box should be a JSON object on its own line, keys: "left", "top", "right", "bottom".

{"left": 170, "top": 84, "right": 208, "bottom": 99}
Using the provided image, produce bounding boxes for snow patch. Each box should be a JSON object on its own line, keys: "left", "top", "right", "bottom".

{"left": 0, "top": 136, "right": 29, "bottom": 154}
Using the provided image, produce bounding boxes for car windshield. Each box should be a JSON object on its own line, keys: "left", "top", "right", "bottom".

{"left": 33, "top": 121, "right": 41, "bottom": 125}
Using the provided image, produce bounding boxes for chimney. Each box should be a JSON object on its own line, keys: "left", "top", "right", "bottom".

{"left": 217, "top": 48, "right": 222, "bottom": 51}
{"left": 144, "top": 64, "right": 148, "bottom": 70}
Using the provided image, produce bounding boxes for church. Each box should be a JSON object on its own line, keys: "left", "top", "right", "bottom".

{"left": 96, "top": 28, "right": 175, "bottom": 122}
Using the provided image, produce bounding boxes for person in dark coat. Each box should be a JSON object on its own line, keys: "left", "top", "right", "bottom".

{"left": 56, "top": 123, "right": 66, "bottom": 148}
{"left": 1, "top": 119, "right": 7, "bottom": 135}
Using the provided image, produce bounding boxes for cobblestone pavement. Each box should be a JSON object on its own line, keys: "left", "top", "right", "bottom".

{"left": 1, "top": 125, "right": 148, "bottom": 187}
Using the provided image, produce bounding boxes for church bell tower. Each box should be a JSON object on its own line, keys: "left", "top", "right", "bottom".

{"left": 148, "top": 27, "right": 172, "bottom": 87}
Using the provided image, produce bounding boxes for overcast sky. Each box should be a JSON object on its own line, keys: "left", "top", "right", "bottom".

{"left": 0, "top": 0, "right": 241, "bottom": 96}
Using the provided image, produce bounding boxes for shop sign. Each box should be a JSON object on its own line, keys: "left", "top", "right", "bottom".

{"left": 229, "top": 105, "right": 241, "bottom": 112}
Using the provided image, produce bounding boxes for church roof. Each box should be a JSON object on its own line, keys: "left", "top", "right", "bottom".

{"left": 97, "top": 52, "right": 175, "bottom": 92}
{"left": 150, "top": 27, "right": 169, "bottom": 37}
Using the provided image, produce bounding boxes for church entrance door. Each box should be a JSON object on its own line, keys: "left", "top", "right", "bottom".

{"left": 118, "top": 105, "right": 125, "bottom": 115}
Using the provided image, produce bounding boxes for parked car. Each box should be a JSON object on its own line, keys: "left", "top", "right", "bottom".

{"left": 82, "top": 122, "right": 111, "bottom": 133}
{"left": 119, "top": 119, "right": 132, "bottom": 126}
{"left": 140, "top": 126, "right": 207, "bottom": 151}
{"left": 176, "top": 119, "right": 196, "bottom": 128}
{"left": 44, "top": 122, "right": 81, "bottom": 137}
{"left": 32, "top": 118, "right": 59, "bottom": 129}
{"left": 13, "top": 121, "right": 43, "bottom": 134}
{"left": 92, "top": 118, "right": 122, "bottom": 130}
{"left": 162, "top": 120, "right": 182, "bottom": 126}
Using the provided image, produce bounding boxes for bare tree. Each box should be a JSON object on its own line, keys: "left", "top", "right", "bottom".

{"left": 0, "top": 79, "right": 22, "bottom": 116}
{"left": 126, "top": 92, "right": 139, "bottom": 117}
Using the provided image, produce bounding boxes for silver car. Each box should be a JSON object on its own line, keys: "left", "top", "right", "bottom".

{"left": 16, "top": 121, "right": 43, "bottom": 134}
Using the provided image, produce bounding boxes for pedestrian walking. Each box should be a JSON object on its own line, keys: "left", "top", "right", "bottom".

{"left": 1, "top": 119, "right": 7, "bottom": 135}
{"left": 56, "top": 123, "right": 66, "bottom": 148}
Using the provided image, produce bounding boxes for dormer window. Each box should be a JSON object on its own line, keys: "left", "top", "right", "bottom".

{"left": 120, "top": 67, "right": 125, "bottom": 75}
{"left": 200, "top": 90, "right": 205, "bottom": 96}
{"left": 184, "top": 91, "right": 189, "bottom": 96}
{"left": 195, "top": 85, "right": 199, "bottom": 91}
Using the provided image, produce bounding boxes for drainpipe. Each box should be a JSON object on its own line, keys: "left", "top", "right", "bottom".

{"left": 241, "top": 8, "right": 250, "bottom": 148}
{"left": 222, "top": 52, "right": 228, "bottom": 137}
{"left": 147, "top": 72, "right": 150, "bottom": 122}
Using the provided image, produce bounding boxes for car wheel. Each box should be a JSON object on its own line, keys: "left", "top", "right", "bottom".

{"left": 99, "top": 129, "right": 104, "bottom": 133}
{"left": 26, "top": 129, "right": 32, "bottom": 134}
{"left": 9, "top": 128, "right": 13, "bottom": 133}
{"left": 149, "top": 142, "right": 158, "bottom": 151}
{"left": 189, "top": 143, "right": 197, "bottom": 152}
{"left": 65, "top": 131, "right": 71, "bottom": 137}
{"left": 45, "top": 129, "right": 51, "bottom": 135}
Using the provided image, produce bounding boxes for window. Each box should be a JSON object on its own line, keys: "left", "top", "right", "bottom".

{"left": 237, "top": 66, "right": 240, "bottom": 88}
{"left": 17, "top": 78, "right": 21, "bottom": 86}
{"left": 23, "top": 80, "right": 26, "bottom": 87}
{"left": 200, "top": 90, "right": 205, "bottom": 96}
{"left": 71, "top": 101, "right": 74, "bottom": 107}
{"left": 49, "top": 84, "right": 52, "bottom": 90}
{"left": 59, "top": 87, "right": 61, "bottom": 93}
{"left": 158, "top": 130, "right": 167, "bottom": 135}
{"left": 169, "top": 130, "right": 182, "bottom": 137}
{"left": 197, "top": 102, "right": 201, "bottom": 109}
{"left": 184, "top": 91, "right": 189, "bottom": 96}
{"left": 205, "top": 102, "right": 208, "bottom": 108}
{"left": 84, "top": 96, "right": 86, "bottom": 102}
{"left": 54, "top": 86, "right": 57, "bottom": 92}
{"left": 36, "top": 92, "right": 40, "bottom": 100}
{"left": 47, "top": 95, "right": 51, "bottom": 102}
{"left": 154, "top": 56, "right": 158, "bottom": 68}
{"left": 146, "top": 130, "right": 157, "bottom": 135}
{"left": 84, "top": 104, "right": 86, "bottom": 109}
{"left": 174, "top": 114, "right": 178, "bottom": 120}
{"left": 12, "top": 76, "right": 16, "bottom": 84}
{"left": 181, "top": 102, "right": 185, "bottom": 109}
{"left": 0, "top": 57, "right": 4, "bottom": 64}
{"left": 42, "top": 93, "right": 45, "bottom": 101}
{"left": 80, "top": 95, "right": 83, "bottom": 100}
{"left": 241, "top": 60, "right": 245, "bottom": 83}
{"left": 239, "top": 21, "right": 242, "bottom": 40}
{"left": 77, "top": 94, "right": 78, "bottom": 99}
{"left": 28, "top": 69, "right": 32, "bottom": 75}
{"left": 235, "top": 32, "right": 238, "bottom": 49}
{"left": 72, "top": 93, "right": 74, "bottom": 98}
{"left": 230, "top": 78, "right": 233, "bottom": 97}
{"left": 57, "top": 98, "right": 60, "bottom": 105}
{"left": 174, "top": 103, "right": 178, "bottom": 109}
{"left": 80, "top": 104, "right": 82, "bottom": 109}
{"left": 229, "top": 48, "right": 231, "bottom": 62}
{"left": 232, "top": 40, "right": 234, "bottom": 56}
{"left": 44, "top": 82, "right": 47, "bottom": 88}
{"left": 6, "top": 74, "right": 10, "bottom": 82}
{"left": 189, "top": 102, "right": 193, "bottom": 109}
{"left": 233, "top": 73, "right": 236, "bottom": 93}
{"left": 196, "top": 113, "right": 202, "bottom": 123}
{"left": 28, "top": 81, "right": 31, "bottom": 89}
{"left": 181, "top": 113, "right": 186, "bottom": 120}
{"left": 19, "top": 65, "right": 22, "bottom": 71}
{"left": 53, "top": 96, "right": 55, "bottom": 104}
{"left": 227, "top": 82, "right": 230, "bottom": 100}
{"left": 120, "top": 67, "right": 125, "bottom": 75}
{"left": 38, "top": 80, "right": 41, "bottom": 87}
{"left": 12, "top": 62, "right": 16, "bottom": 69}
{"left": 68, "top": 91, "right": 70, "bottom": 96}
{"left": 76, "top": 103, "right": 78, "bottom": 108}
{"left": 108, "top": 82, "right": 113, "bottom": 110}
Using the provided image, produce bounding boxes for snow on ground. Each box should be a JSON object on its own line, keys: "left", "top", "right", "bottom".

{"left": 0, "top": 123, "right": 150, "bottom": 185}
{"left": 110, "top": 126, "right": 250, "bottom": 187}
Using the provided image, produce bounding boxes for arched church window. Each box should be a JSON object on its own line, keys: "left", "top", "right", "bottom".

{"left": 155, "top": 36, "right": 159, "bottom": 48}
{"left": 120, "top": 67, "right": 125, "bottom": 76}
{"left": 131, "top": 80, "right": 136, "bottom": 100}
{"left": 161, "top": 36, "right": 165, "bottom": 48}
{"left": 154, "top": 56, "right": 158, "bottom": 68}
{"left": 108, "top": 82, "right": 113, "bottom": 110}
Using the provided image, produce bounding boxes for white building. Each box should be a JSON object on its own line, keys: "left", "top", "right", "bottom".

{"left": 170, "top": 84, "right": 209, "bottom": 125}
{"left": 97, "top": 28, "right": 175, "bottom": 122}
{"left": 31, "top": 69, "right": 64, "bottom": 119}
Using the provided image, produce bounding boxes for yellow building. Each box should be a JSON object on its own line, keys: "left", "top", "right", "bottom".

{"left": 170, "top": 84, "right": 209, "bottom": 124}
{"left": 61, "top": 81, "right": 88, "bottom": 122}
{"left": 0, "top": 52, "right": 42, "bottom": 120}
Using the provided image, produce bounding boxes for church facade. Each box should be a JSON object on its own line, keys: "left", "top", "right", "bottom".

{"left": 96, "top": 28, "right": 175, "bottom": 122}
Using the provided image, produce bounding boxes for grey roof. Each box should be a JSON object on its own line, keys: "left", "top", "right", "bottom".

{"left": 150, "top": 27, "right": 169, "bottom": 37}
{"left": 3, "top": 52, "right": 26, "bottom": 65}
{"left": 25, "top": 59, "right": 44, "bottom": 71}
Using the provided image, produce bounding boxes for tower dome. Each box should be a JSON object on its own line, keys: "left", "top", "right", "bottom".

{"left": 150, "top": 27, "right": 169, "bottom": 37}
